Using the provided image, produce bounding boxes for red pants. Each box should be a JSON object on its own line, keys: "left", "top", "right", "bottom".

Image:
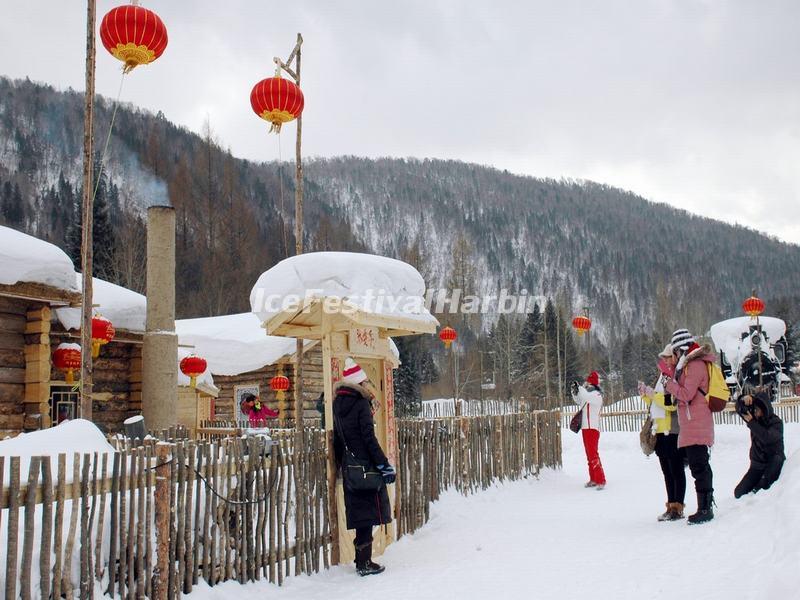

{"left": 582, "top": 428, "right": 606, "bottom": 485}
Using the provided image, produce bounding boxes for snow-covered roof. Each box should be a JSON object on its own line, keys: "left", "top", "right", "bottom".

{"left": 250, "top": 252, "right": 438, "bottom": 330}
{"left": 709, "top": 316, "right": 786, "bottom": 372}
{"left": 0, "top": 225, "right": 78, "bottom": 292}
{"left": 55, "top": 274, "right": 147, "bottom": 333}
{"left": 176, "top": 312, "right": 309, "bottom": 377}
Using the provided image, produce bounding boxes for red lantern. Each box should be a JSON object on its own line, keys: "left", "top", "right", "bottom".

{"left": 250, "top": 76, "right": 305, "bottom": 133}
{"left": 91, "top": 314, "right": 115, "bottom": 358}
{"left": 572, "top": 316, "right": 592, "bottom": 336}
{"left": 439, "top": 326, "right": 458, "bottom": 349}
{"left": 742, "top": 295, "right": 765, "bottom": 318}
{"left": 180, "top": 355, "right": 207, "bottom": 389}
{"left": 270, "top": 373, "right": 291, "bottom": 400}
{"left": 99, "top": 4, "right": 168, "bottom": 73}
{"left": 53, "top": 343, "right": 82, "bottom": 384}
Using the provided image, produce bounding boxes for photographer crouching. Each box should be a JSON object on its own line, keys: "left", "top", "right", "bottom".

{"left": 734, "top": 390, "right": 785, "bottom": 499}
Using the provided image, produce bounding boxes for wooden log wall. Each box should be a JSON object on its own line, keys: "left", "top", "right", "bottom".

{"left": 0, "top": 297, "right": 28, "bottom": 437}
{"left": 395, "top": 410, "right": 562, "bottom": 537}
{"left": 212, "top": 345, "right": 324, "bottom": 422}
{"left": 0, "top": 430, "right": 330, "bottom": 598}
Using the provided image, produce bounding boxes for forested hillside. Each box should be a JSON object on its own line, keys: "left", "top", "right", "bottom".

{"left": 1, "top": 75, "right": 798, "bottom": 403}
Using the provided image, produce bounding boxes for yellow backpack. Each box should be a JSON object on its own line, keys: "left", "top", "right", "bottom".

{"left": 705, "top": 362, "right": 730, "bottom": 412}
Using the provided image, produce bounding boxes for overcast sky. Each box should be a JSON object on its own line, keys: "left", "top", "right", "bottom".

{"left": 1, "top": 0, "right": 798, "bottom": 243}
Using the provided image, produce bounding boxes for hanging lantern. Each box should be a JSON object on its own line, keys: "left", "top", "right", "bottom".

{"left": 91, "top": 314, "right": 115, "bottom": 358}
{"left": 180, "top": 355, "right": 207, "bottom": 389}
{"left": 99, "top": 3, "right": 168, "bottom": 73}
{"left": 250, "top": 76, "right": 305, "bottom": 133}
{"left": 270, "top": 373, "right": 291, "bottom": 401}
{"left": 53, "top": 343, "right": 82, "bottom": 384}
{"left": 572, "top": 315, "right": 592, "bottom": 336}
{"left": 439, "top": 326, "right": 458, "bottom": 349}
{"left": 742, "top": 295, "right": 765, "bottom": 318}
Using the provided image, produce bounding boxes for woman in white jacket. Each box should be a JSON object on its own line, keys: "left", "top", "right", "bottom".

{"left": 571, "top": 371, "right": 606, "bottom": 489}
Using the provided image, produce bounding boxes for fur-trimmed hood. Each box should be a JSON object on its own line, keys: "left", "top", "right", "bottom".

{"left": 676, "top": 343, "right": 716, "bottom": 376}
{"left": 333, "top": 381, "right": 372, "bottom": 419}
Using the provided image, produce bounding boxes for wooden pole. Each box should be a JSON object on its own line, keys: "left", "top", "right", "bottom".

{"left": 152, "top": 443, "right": 171, "bottom": 600}
{"left": 80, "top": 0, "right": 97, "bottom": 420}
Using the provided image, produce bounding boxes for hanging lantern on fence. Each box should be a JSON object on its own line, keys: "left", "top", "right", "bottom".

{"left": 99, "top": 3, "right": 169, "bottom": 73}
{"left": 91, "top": 314, "right": 115, "bottom": 358}
{"left": 250, "top": 75, "right": 305, "bottom": 133}
{"left": 180, "top": 354, "right": 207, "bottom": 389}
{"left": 439, "top": 326, "right": 457, "bottom": 349}
{"left": 53, "top": 343, "right": 82, "bottom": 384}
{"left": 572, "top": 315, "right": 592, "bottom": 336}
{"left": 270, "top": 373, "right": 291, "bottom": 401}
{"left": 742, "top": 295, "right": 765, "bottom": 318}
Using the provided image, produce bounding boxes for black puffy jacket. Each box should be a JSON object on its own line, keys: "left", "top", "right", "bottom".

{"left": 737, "top": 392, "right": 785, "bottom": 467}
{"left": 332, "top": 382, "right": 392, "bottom": 529}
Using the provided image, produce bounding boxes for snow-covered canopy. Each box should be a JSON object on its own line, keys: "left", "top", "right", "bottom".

{"left": 249, "top": 252, "right": 438, "bottom": 329}
{"left": 176, "top": 312, "right": 309, "bottom": 377}
{"left": 0, "top": 419, "right": 115, "bottom": 485}
{"left": 0, "top": 225, "right": 78, "bottom": 292}
{"left": 55, "top": 274, "right": 147, "bottom": 333}
{"left": 709, "top": 316, "right": 786, "bottom": 372}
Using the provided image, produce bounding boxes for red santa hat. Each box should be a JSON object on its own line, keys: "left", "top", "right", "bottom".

{"left": 342, "top": 357, "right": 367, "bottom": 385}
{"left": 586, "top": 371, "right": 600, "bottom": 387}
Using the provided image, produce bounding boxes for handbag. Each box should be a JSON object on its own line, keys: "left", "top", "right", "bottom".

{"left": 569, "top": 404, "right": 584, "bottom": 433}
{"left": 639, "top": 415, "right": 657, "bottom": 456}
{"left": 333, "top": 414, "right": 384, "bottom": 492}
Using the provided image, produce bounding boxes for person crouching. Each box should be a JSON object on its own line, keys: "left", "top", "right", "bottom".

{"left": 734, "top": 390, "right": 785, "bottom": 498}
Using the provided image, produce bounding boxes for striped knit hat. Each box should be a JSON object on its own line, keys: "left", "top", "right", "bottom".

{"left": 670, "top": 328, "right": 695, "bottom": 352}
{"left": 341, "top": 357, "right": 367, "bottom": 385}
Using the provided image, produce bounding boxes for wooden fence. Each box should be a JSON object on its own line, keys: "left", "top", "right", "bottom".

{"left": 0, "top": 429, "right": 329, "bottom": 599}
{"left": 560, "top": 397, "right": 800, "bottom": 431}
{"left": 396, "top": 410, "right": 562, "bottom": 537}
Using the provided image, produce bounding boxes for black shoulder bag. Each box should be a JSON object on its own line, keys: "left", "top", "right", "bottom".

{"left": 333, "top": 414, "right": 384, "bottom": 491}
{"left": 569, "top": 403, "right": 585, "bottom": 433}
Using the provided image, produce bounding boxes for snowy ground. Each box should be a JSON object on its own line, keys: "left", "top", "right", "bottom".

{"left": 192, "top": 424, "right": 800, "bottom": 600}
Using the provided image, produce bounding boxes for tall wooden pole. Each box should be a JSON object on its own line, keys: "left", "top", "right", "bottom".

{"left": 80, "top": 0, "right": 97, "bottom": 420}
{"left": 293, "top": 33, "right": 305, "bottom": 432}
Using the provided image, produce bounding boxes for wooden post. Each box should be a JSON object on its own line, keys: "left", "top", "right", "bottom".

{"left": 152, "top": 443, "right": 171, "bottom": 600}
{"left": 24, "top": 306, "right": 52, "bottom": 429}
{"left": 80, "top": 0, "right": 97, "bottom": 420}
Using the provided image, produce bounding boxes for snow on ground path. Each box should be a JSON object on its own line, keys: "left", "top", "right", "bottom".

{"left": 192, "top": 425, "right": 800, "bottom": 600}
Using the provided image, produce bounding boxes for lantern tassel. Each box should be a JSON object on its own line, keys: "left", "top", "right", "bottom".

{"left": 190, "top": 375, "right": 197, "bottom": 389}
{"left": 66, "top": 370, "right": 75, "bottom": 385}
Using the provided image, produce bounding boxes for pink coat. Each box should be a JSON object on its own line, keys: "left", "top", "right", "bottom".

{"left": 665, "top": 345, "right": 716, "bottom": 448}
{"left": 245, "top": 403, "right": 279, "bottom": 427}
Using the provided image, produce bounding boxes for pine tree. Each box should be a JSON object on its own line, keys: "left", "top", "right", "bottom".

{"left": 1, "top": 181, "right": 25, "bottom": 226}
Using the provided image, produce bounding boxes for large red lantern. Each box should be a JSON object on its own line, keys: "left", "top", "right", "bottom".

{"left": 180, "top": 355, "right": 207, "bottom": 389}
{"left": 53, "top": 343, "right": 82, "bottom": 384}
{"left": 572, "top": 316, "right": 592, "bottom": 336}
{"left": 270, "top": 373, "right": 291, "bottom": 400}
{"left": 91, "top": 314, "right": 115, "bottom": 358}
{"left": 439, "top": 326, "right": 458, "bottom": 349}
{"left": 250, "top": 76, "right": 305, "bottom": 133}
{"left": 742, "top": 295, "right": 765, "bottom": 318}
{"left": 99, "top": 4, "right": 168, "bottom": 73}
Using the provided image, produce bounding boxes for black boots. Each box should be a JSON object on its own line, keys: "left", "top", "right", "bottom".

{"left": 687, "top": 492, "right": 714, "bottom": 525}
{"left": 355, "top": 543, "right": 385, "bottom": 577}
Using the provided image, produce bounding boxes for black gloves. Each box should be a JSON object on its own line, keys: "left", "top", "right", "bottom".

{"left": 376, "top": 463, "right": 396, "bottom": 484}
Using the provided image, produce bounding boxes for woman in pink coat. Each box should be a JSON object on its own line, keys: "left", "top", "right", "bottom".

{"left": 661, "top": 328, "right": 716, "bottom": 524}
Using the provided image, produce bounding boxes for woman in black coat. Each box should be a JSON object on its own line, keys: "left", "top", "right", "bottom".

{"left": 734, "top": 390, "right": 785, "bottom": 498}
{"left": 332, "top": 359, "right": 395, "bottom": 576}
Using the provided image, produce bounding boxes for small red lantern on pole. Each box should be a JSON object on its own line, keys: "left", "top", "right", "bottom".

{"left": 250, "top": 75, "right": 305, "bottom": 133}
{"left": 99, "top": 3, "right": 168, "bottom": 73}
{"left": 54, "top": 343, "right": 82, "bottom": 384}
{"left": 91, "top": 314, "right": 115, "bottom": 358}
{"left": 572, "top": 315, "right": 592, "bottom": 336}
{"left": 742, "top": 294, "right": 765, "bottom": 318}
{"left": 180, "top": 355, "right": 207, "bottom": 389}
{"left": 439, "top": 326, "right": 457, "bottom": 349}
{"left": 270, "top": 373, "right": 291, "bottom": 400}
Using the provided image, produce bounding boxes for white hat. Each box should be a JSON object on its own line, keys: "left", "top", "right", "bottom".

{"left": 341, "top": 357, "right": 367, "bottom": 385}
{"left": 658, "top": 343, "right": 673, "bottom": 358}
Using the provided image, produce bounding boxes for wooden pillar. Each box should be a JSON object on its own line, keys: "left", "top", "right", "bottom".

{"left": 128, "top": 346, "right": 142, "bottom": 413}
{"left": 24, "top": 306, "right": 51, "bottom": 430}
